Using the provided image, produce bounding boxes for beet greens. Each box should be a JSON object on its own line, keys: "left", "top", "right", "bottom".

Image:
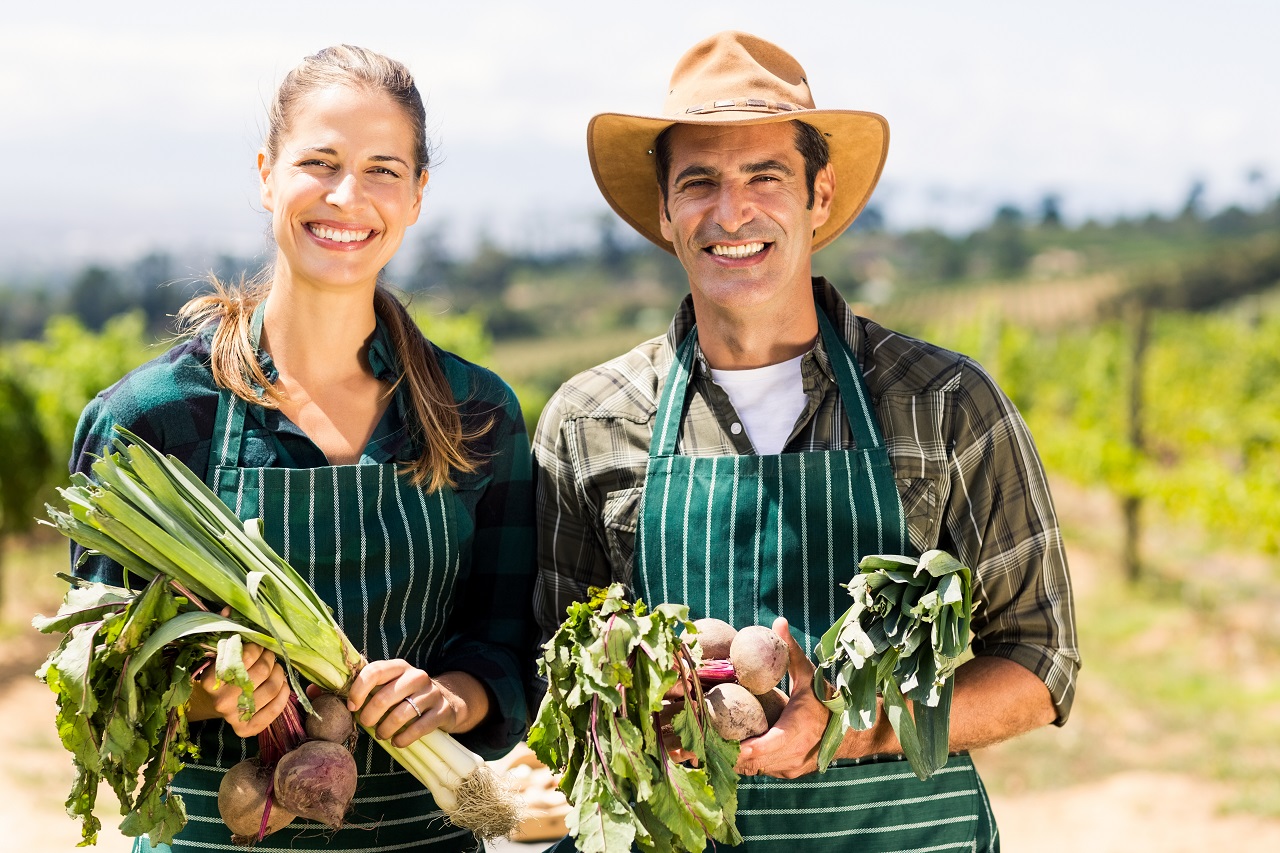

{"left": 529, "top": 584, "right": 741, "bottom": 853}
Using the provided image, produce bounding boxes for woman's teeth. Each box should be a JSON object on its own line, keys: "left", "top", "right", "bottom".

{"left": 710, "top": 242, "right": 765, "bottom": 259}
{"left": 308, "top": 224, "right": 372, "bottom": 243}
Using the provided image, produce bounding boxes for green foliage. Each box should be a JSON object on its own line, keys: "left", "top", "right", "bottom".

{"left": 0, "top": 358, "right": 52, "bottom": 537}
{"left": 814, "top": 551, "right": 972, "bottom": 778}
{"left": 529, "top": 584, "right": 741, "bottom": 853}
{"left": 409, "top": 303, "right": 493, "bottom": 364}
{"left": 924, "top": 294, "right": 1280, "bottom": 556}
{"left": 34, "top": 576, "right": 207, "bottom": 847}
{"left": 12, "top": 312, "right": 153, "bottom": 466}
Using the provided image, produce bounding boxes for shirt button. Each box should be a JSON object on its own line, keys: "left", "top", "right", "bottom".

{"left": 730, "top": 423, "right": 743, "bottom": 435}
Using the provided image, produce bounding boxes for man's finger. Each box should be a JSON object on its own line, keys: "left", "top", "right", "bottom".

{"left": 771, "top": 616, "right": 814, "bottom": 689}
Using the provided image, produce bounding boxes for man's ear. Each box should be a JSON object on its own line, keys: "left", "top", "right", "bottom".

{"left": 658, "top": 186, "right": 673, "bottom": 242}
{"left": 258, "top": 150, "right": 274, "bottom": 212}
{"left": 809, "top": 162, "right": 836, "bottom": 230}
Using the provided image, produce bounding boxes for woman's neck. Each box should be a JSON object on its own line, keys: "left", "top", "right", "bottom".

{"left": 260, "top": 280, "right": 379, "bottom": 387}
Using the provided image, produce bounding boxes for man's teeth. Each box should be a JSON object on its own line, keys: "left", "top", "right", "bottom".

{"left": 710, "top": 242, "right": 765, "bottom": 259}
{"left": 309, "top": 224, "right": 372, "bottom": 243}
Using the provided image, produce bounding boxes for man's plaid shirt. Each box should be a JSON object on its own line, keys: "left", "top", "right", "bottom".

{"left": 533, "top": 278, "right": 1079, "bottom": 721}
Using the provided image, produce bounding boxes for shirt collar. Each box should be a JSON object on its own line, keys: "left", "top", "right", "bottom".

{"left": 662, "top": 277, "right": 858, "bottom": 384}
{"left": 236, "top": 301, "right": 411, "bottom": 463}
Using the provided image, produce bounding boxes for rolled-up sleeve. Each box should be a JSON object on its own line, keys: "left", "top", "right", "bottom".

{"left": 942, "top": 361, "right": 1080, "bottom": 723}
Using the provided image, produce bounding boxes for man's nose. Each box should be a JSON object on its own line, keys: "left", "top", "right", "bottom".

{"left": 713, "top": 183, "right": 756, "bottom": 234}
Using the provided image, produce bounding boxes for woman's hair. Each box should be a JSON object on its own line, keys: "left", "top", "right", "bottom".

{"left": 177, "top": 45, "right": 481, "bottom": 492}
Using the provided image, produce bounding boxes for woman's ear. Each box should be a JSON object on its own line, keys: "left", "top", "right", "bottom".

{"left": 258, "top": 150, "right": 274, "bottom": 212}
{"left": 407, "top": 169, "right": 428, "bottom": 225}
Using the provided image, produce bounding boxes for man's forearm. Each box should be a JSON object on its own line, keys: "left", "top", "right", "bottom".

{"left": 837, "top": 656, "right": 1056, "bottom": 759}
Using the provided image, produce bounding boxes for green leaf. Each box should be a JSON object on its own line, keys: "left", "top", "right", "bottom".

{"left": 882, "top": 678, "right": 933, "bottom": 780}
{"left": 530, "top": 582, "right": 740, "bottom": 852}
{"left": 915, "top": 679, "right": 954, "bottom": 773}
{"left": 214, "top": 634, "right": 256, "bottom": 720}
{"left": 31, "top": 582, "right": 131, "bottom": 634}
{"left": 817, "top": 551, "right": 972, "bottom": 782}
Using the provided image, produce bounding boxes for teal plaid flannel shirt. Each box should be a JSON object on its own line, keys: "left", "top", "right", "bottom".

{"left": 69, "top": 316, "right": 538, "bottom": 755}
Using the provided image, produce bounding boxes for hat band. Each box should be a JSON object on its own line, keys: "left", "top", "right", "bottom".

{"left": 680, "top": 97, "right": 805, "bottom": 116}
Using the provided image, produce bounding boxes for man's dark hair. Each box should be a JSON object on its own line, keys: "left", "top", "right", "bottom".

{"left": 654, "top": 119, "right": 831, "bottom": 217}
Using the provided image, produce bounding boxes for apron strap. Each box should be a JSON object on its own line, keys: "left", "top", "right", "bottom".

{"left": 816, "top": 308, "right": 882, "bottom": 451}
{"left": 648, "top": 303, "right": 881, "bottom": 458}
{"left": 203, "top": 302, "right": 266, "bottom": 489}
{"left": 649, "top": 329, "right": 699, "bottom": 458}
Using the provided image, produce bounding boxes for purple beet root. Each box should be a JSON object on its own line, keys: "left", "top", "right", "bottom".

{"left": 272, "top": 740, "right": 358, "bottom": 829}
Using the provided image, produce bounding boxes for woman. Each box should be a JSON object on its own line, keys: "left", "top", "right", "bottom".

{"left": 70, "top": 45, "right": 536, "bottom": 852}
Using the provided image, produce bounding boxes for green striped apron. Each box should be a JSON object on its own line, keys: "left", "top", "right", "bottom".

{"left": 134, "top": 387, "right": 482, "bottom": 852}
{"left": 634, "top": 307, "right": 999, "bottom": 852}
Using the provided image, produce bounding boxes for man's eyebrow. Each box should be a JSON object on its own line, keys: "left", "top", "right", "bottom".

{"left": 742, "top": 159, "right": 794, "bottom": 176}
{"left": 673, "top": 164, "right": 718, "bottom": 185}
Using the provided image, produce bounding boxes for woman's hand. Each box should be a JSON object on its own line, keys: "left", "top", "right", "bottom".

{"left": 345, "top": 660, "right": 490, "bottom": 749}
{"left": 187, "top": 642, "right": 292, "bottom": 737}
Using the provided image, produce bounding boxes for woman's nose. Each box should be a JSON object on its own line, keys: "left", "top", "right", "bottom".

{"left": 327, "top": 171, "right": 362, "bottom": 207}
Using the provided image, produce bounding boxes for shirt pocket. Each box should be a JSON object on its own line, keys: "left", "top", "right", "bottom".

{"left": 895, "top": 474, "right": 942, "bottom": 555}
{"left": 601, "top": 486, "right": 643, "bottom": 577}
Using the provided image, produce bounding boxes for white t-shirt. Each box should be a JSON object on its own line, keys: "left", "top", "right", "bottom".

{"left": 709, "top": 354, "right": 807, "bottom": 455}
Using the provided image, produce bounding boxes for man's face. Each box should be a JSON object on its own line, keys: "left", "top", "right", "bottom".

{"left": 658, "top": 121, "right": 834, "bottom": 317}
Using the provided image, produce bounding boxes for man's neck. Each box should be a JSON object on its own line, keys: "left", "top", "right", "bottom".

{"left": 690, "top": 282, "right": 819, "bottom": 371}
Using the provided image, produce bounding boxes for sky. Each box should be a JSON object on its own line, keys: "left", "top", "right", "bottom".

{"left": 2, "top": 0, "right": 1277, "bottom": 275}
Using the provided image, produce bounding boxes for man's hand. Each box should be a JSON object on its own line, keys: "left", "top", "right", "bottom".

{"left": 734, "top": 617, "right": 829, "bottom": 779}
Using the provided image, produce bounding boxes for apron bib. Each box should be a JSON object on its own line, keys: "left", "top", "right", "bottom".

{"left": 633, "top": 308, "right": 998, "bottom": 852}
{"left": 137, "top": 385, "right": 480, "bottom": 852}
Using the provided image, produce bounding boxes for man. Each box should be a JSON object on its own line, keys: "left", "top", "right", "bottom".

{"left": 533, "top": 31, "right": 1078, "bottom": 850}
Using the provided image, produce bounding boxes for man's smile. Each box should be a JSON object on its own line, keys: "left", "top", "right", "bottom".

{"left": 708, "top": 242, "right": 768, "bottom": 259}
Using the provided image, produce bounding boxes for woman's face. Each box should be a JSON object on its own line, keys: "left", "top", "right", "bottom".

{"left": 259, "top": 84, "right": 427, "bottom": 294}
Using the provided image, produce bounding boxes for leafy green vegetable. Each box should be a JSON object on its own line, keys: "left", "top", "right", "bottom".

{"left": 529, "top": 584, "right": 742, "bottom": 853}
{"left": 35, "top": 575, "right": 213, "bottom": 847}
{"left": 813, "top": 550, "right": 973, "bottom": 779}
{"left": 37, "top": 428, "right": 519, "bottom": 844}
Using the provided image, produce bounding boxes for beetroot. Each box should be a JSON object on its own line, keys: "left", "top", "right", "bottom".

{"left": 687, "top": 617, "right": 737, "bottom": 660}
{"left": 304, "top": 691, "right": 356, "bottom": 746}
{"left": 755, "top": 686, "right": 789, "bottom": 727}
{"left": 272, "top": 740, "right": 359, "bottom": 829}
{"left": 729, "top": 625, "right": 789, "bottom": 694}
{"left": 217, "top": 758, "right": 297, "bottom": 843}
{"left": 704, "top": 683, "right": 768, "bottom": 741}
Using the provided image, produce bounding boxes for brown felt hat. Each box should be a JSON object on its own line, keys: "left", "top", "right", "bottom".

{"left": 587, "top": 31, "right": 890, "bottom": 255}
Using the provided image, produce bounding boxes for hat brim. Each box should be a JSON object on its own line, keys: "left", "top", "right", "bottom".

{"left": 587, "top": 108, "right": 889, "bottom": 255}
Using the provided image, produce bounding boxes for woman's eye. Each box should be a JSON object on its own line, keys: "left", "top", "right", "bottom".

{"left": 299, "top": 159, "right": 334, "bottom": 169}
